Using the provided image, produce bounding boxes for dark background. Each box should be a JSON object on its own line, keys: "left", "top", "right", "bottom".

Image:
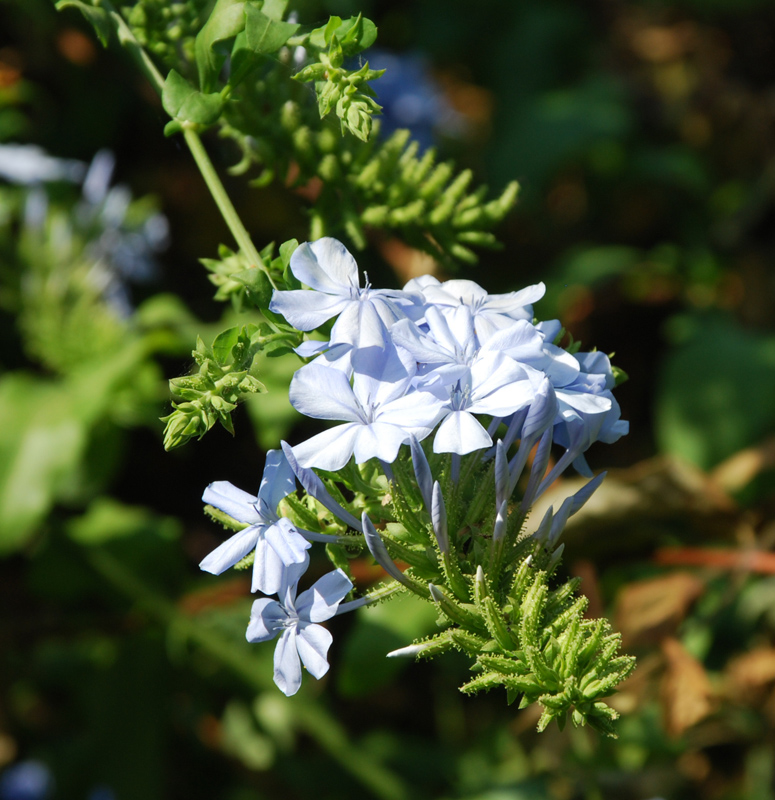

{"left": 1, "top": 0, "right": 775, "bottom": 798}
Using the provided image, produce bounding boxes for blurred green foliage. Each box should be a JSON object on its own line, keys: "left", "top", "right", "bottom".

{"left": 2, "top": 0, "right": 775, "bottom": 798}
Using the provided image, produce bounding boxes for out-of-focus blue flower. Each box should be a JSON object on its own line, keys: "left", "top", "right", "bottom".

{"left": 357, "top": 49, "right": 463, "bottom": 149}
{"left": 5, "top": 145, "right": 168, "bottom": 319}
{"left": 0, "top": 144, "right": 85, "bottom": 185}
{"left": 246, "top": 568, "right": 353, "bottom": 696}
{"left": 0, "top": 761, "right": 53, "bottom": 800}
{"left": 74, "top": 150, "right": 169, "bottom": 315}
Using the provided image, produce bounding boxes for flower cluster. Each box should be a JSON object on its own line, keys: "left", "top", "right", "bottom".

{"left": 200, "top": 237, "right": 632, "bottom": 731}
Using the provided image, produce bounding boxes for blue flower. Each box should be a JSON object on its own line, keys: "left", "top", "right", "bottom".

{"left": 0, "top": 761, "right": 52, "bottom": 800}
{"left": 403, "top": 275, "right": 545, "bottom": 342}
{"left": 270, "top": 238, "right": 405, "bottom": 350}
{"left": 289, "top": 347, "right": 445, "bottom": 470}
{"left": 200, "top": 450, "right": 311, "bottom": 595}
{"left": 246, "top": 569, "right": 353, "bottom": 696}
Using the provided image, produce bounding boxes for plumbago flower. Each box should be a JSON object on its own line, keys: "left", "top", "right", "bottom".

{"left": 246, "top": 569, "right": 353, "bottom": 697}
{"left": 199, "top": 237, "right": 634, "bottom": 730}
{"left": 200, "top": 450, "right": 311, "bottom": 595}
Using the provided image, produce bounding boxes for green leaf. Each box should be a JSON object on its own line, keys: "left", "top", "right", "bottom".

{"left": 55, "top": 0, "right": 112, "bottom": 47}
{"left": 656, "top": 313, "right": 775, "bottom": 469}
{"left": 232, "top": 268, "right": 273, "bottom": 309}
{"left": 67, "top": 498, "right": 179, "bottom": 546}
{"left": 194, "top": 0, "right": 247, "bottom": 93}
{"left": 230, "top": 5, "right": 300, "bottom": 88}
{"left": 336, "top": 15, "right": 378, "bottom": 55}
{"left": 212, "top": 326, "right": 241, "bottom": 364}
{"left": 244, "top": 4, "right": 299, "bottom": 53}
{"left": 278, "top": 238, "right": 299, "bottom": 268}
{"left": 261, "top": 0, "right": 289, "bottom": 20}
{"left": 0, "top": 344, "right": 147, "bottom": 554}
{"left": 322, "top": 15, "right": 343, "bottom": 45}
{"left": 162, "top": 70, "right": 223, "bottom": 128}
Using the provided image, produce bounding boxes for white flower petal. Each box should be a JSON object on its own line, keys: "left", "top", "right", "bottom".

{"left": 272, "top": 629, "right": 303, "bottom": 696}
{"left": 297, "top": 568, "right": 353, "bottom": 622}
{"left": 269, "top": 289, "right": 347, "bottom": 331}
{"left": 199, "top": 525, "right": 260, "bottom": 576}
{"left": 246, "top": 597, "right": 286, "bottom": 642}
{"left": 303, "top": 238, "right": 360, "bottom": 292}
{"left": 202, "top": 481, "right": 261, "bottom": 524}
{"left": 296, "top": 623, "right": 333, "bottom": 679}
{"left": 352, "top": 422, "right": 408, "bottom": 464}
{"left": 292, "top": 424, "right": 361, "bottom": 471}
{"left": 433, "top": 411, "right": 492, "bottom": 455}
{"left": 257, "top": 449, "right": 297, "bottom": 514}
{"left": 290, "top": 363, "right": 361, "bottom": 422}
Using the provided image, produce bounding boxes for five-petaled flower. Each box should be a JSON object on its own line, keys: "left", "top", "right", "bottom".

{"left": 246, "top": 569, "right": 353, "bottom": 696}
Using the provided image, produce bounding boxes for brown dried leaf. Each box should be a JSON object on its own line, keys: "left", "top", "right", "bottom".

{"left": 726, "top": 647, "right": 775, "bottom": 699}
{"left": 616, "top": 572, "right": 705, "bottom": 647}
{"left": 661, "top": 637, "right": 715, "bottom": 737}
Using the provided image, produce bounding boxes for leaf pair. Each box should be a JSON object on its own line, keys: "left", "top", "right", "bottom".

{"left": 163, "top": 0, "right": 300, "bottom": 133}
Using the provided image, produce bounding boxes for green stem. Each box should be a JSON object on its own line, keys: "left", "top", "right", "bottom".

{"left": 183, "top": 127, "right": 273, "bottom": 284}
{"left": 102, "top": 0, "right": 274, "bottom": 285}
{"left": 84, "top": 546, "right": 408, "bottom": 800}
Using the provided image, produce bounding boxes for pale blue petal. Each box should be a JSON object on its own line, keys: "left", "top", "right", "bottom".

{"left": 296, "top": 623, "right": 333, "bottom": 679}
{"left": 352, "top": 422, "right": 409, "bottom": 465}
{"left": 295, "top": 339, "right": 329, "bottom": 357}
{"left": 330, "top": 298, "right": 392, "bottom": 350}
{"left": 251, "top": 535, "right": 284, "bottom": 595}
{"left": 483, "top": 320, "right": 544, "bottom": 360}
{"left": 433, "top": 411, "right": 492, "bottom": 455}
{"left": 469, "top": 379, "right": 533, "bottom": 418}
{"left": 269, "top": 289, "right": 347, "bottom": 330}
{"left": 435, "top": 279, "right": 487, "bottom": 305}
{"left": 296, "top": 568, "right": 353, "bottom": 623}
{"left": 266, "top": 518, "right": 312, "bottom": 568}
{"left": 292, "top": 424, "right": 361, "bottom": 471}
{"left": 424, "top": 306, "right": 468, "bottom": 357}
{"left": 556, "top": 389, "right": 612, "bottom": 415}
{"left": 272, "top": 628, "right": 303, "bottom": 696}
{"left": 391, "top": 318, "right": 451, "bottom": 364}
{"left": 280, "top": 441, "right": 362, "bottom": 531}
{"left": 484, "top": 282, "right": 545, "bottom": 313}
{"left": 298, "top": 238, "right": 360, "bottom": 293}
{"left": 199, "top": 524, "right": 260, "bottom": 575}
{"left": 409, "top": 435, "right": 433, "bottom": 511}
{"left": 532, "top": 344, "right": 580, "bottom": 386}
{"left": 576, "top": 351, "right": 615, "bottom": 389}
{"left": 254, "top": 518, "right": 311, "bottom": 595}
{"left": 258, "top": 449, "right": 297, "bottom": 514}
{"left": 289, "top": 363, "right": 362, "bottom": 422}
{"left": 431, "top": 481, "right": 448, "bottom": 553}
{"left": 352, "top": 344, "right": 411, "bottom": 407}
{"left": 376, "top": 391, "right": 445, "bottom": 431}
{"left": 202, "top": 481, "right": 261, "bottom": 524}
{"left": 246, "top": 597, "right": 286, "bottom": 642}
